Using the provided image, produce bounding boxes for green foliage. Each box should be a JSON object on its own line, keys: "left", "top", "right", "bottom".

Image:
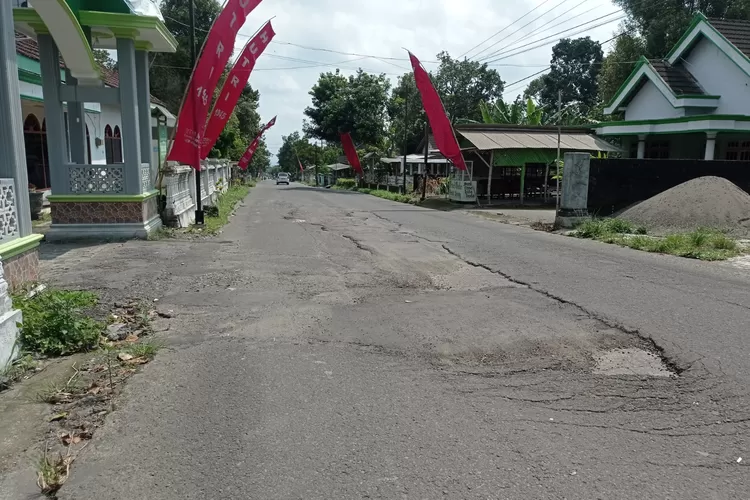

{"left": 277, "top": 132, "right": 341, "bottom": 174}
{"left": 575, "top": 218, "right": 645, "bottom": 238}
{"left": 149, "top": 0, "right": 221, "bottom": 113}
{"left": 614, "top": 0, "right": 749, "bottom": 59}
{"left": 304, "top": 69, "right": 391, "bottom": 146}
{"left": 13, "top": 289, "right": 103, "bottom": 356}
{"left": 361, "top": 189, "right": 416, "bottom": 204}
{"left": 596, "top": 34, "right": 647, "bottom": 108}
{"left": 574, "top": 220, "right": 740, "bottom": 260}
{"left": 335, "top": 178, "right": 358, "bottom": 190}
{"left": 476, "top": 98, "right": 544, "bottom": 125}
{"left": 199, "top": 184, "right": 251, "bottom": 234}
{"left": 150, "top": 1, "right": 266, "bottom": 166}
{"left": 539, "top": 37, "right": 603, "bottom": 117}
{"left": 93, "top": 49, "right": 116, "bottom": 71}
{"left": 431, "top": 51, "right": 505, "bottom": 123}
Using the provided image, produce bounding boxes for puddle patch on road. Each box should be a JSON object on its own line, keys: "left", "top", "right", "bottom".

{"left": 593, "top": 348, "right": 674, "bottom": 377}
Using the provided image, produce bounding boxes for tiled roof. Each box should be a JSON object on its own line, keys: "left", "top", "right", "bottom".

{"left": 709, "top": 17, "right": 750, "bottom": 59}
{"left": 15, "top": 32, "right": 46, "bottom": 64}
{"left": 649, "top": 60, "right": 704, "bottom": 95}
{"left": 15, "top": 32, "right": 169, "bottom": 109}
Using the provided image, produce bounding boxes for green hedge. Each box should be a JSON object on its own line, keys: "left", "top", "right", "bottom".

{"left": 335, "top": 178, "right": 358, "bottom": 190}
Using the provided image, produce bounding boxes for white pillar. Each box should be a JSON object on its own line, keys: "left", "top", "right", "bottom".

{"left": 637, "top": 134, "right": 646, "bottom": 159}
{"left": 0, "top": 2, "right": 32, "bottom": 237}
{"left": 705, "top": 132, "right": 717, "bottom": 161}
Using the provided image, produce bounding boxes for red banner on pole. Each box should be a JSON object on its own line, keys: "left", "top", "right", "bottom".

{"left": 340, "top": 132, "right": 363, "bottom": 177}
{"left": 298, "top": 158, "right": 304, "bottom": 173}
{"left": 202, "top": 21, "right": 275, "bottom": 158}
{"left": 407, "top": 51, "right": 467, "bottom": 171}
{"left": 238, "top": 116, "right": 276, "bottom": 170}
{"left": 167, "top": 0, "right": 265, "bottom": 169}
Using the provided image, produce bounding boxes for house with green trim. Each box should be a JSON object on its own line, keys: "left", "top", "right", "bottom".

{"left": 596, "top": 14, "right": 750, "bottom": 160}
{"left": 10, "top": 0, "right": 177, "bottom": 242}
{"left": 15, "top": 32, "right": 175, "bottom": 191}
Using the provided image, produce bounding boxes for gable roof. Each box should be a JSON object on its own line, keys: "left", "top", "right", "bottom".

{"left": 605, "top": 14, "right": 750, "bottom": 116}
{"left": 603, "top": 56, "right": 719, "bottom": 114}
{"left": 706, "top": 18, "right": 750, "bottom": 59}
{"left": 648, "top": 60, "right": 704, "bottom": 96}
{"left": 665, "top": 13, "right": 750, "bottom": 73}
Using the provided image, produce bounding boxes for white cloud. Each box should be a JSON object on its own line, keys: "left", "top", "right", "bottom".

{"left": 229, "top": 0, "right": 622, "bottom": 159}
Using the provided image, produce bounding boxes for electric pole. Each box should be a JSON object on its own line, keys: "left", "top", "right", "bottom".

{"left": 402, "top": 95, "right": 408, "bottom": 195}
{"left": 421, "top": 121, "right": 428, "bottom": 201}
{"left": 190, "top": 0, "right": 204, "bottom": 224}
{"left": 555, "top": 89, "right": 562, "bottom": 213}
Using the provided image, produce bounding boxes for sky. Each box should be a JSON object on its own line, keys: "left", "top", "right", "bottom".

{"left": 225, "top": 0, "right": 625, "bottom": 160}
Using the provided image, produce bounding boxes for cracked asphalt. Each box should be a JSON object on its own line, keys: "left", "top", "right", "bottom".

{"left": 39, "top": 182, "right": 749, "bottom": 499}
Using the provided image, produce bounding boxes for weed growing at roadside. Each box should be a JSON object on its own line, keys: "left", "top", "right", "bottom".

{"left": 573, "top": 219, "right": 741, "bottom": 261}
{"left": 195, "top": 184, "right": 251, "bottom": 234}
{"left": 13, "top": 289, "right": 103, "bottom": 356}
{"left": 126, "top": 340, "right": 163, "bottom": 360}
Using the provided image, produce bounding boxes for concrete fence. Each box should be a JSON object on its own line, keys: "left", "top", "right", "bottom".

{"left": 161, "top": 160, "right": 231, "bottom": 228}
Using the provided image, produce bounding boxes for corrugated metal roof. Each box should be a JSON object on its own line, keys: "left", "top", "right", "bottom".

{"left": 458, "top": 129, "right": 618, "bottom": 152}
{"left": 328, "top": 163, "right": 353, "bottom": 171}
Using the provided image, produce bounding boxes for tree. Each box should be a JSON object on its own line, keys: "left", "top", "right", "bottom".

{"left": 539, "top": 37, "right": 603, "bottom": 117}
{"left": 149, "top": 0, "right": 221, "bottom": 112}
{"left": 304, "top": 69, "right": 391, "bottom": 147}
{"left": 522, "top": 76, "right": 546, "bottom": 103}
{"left": 387, "top": 72, "right": 425, "bottom": 155}
{"left": 475, "top": 98, "right": 543, "bottom": 125}
{"left": 613, "top": 0, "right": 749, "bottom": 59}
{"left": 93, "top": 49, "right": 116, "bottom": 70}
{"left": 596, "top": 33, "right": 646, "bottom": 108}
{"left": 431, "top": 51, "right": 505, "bottom": 123}
{"left": 277, "top": 132, "right": 340, "bottom": 173}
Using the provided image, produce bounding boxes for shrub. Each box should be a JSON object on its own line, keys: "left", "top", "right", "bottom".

{"left": 335, "top": 178, "right": 358, "bottom": 190}
{"left": 575, "top": 218, "right": 640, "bottom": 238}
{"left": 13, "top": 289, "right": 103, "bottom": 356}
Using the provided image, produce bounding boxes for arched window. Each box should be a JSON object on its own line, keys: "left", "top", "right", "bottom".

{"left": 104, "top": 125, "right": 114, "bottom": 163}
{"left": 112, "top": 126, "right": 123, "bottom": 163}
{"left": 23, "top": 113, "right": 50, "bottom": 188}
{"left": 24, "top": 114, "right": 41, "bottom": 132}
{"left": 86, "top": 125, "right": 92, "bottom": 164}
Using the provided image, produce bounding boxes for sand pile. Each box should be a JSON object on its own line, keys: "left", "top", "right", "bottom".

{"left": 619, "top": 176, "right": 750, "bottom": 236}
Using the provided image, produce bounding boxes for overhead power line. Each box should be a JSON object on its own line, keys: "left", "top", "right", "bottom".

{"left": 470, "top": 0, "right": 578, "bottom": 61}
{"left": 459, "top": 0, "right": 556, "bottom": 59}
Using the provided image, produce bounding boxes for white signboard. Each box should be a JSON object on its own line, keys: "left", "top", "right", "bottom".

{"left": 449, "top": 180, "right": 477, "bottom": 203}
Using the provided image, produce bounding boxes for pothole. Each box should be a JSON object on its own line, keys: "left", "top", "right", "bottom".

{"left": 431, "top": 264, "right": 522, "bottom": 291}
{"left": 593, "top": 348, "right": 675, "bottom": 377}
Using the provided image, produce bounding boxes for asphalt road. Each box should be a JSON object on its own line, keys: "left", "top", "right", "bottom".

{"left": 53, "top": 182, "right": 748, "bottom": 499}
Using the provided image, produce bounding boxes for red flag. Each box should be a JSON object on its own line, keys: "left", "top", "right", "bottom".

{"left": 237, "top": 116, "right": 277, "bottom": 170}
{"left": 407, "top": 51, "right": 467, "bottom": 171}
{"left": 202, "top": 21, "right": 275, "bottom": 158}
{"left": 298, "top": 159, "right": 304, "bottom": 173}
{"left": 167, "top": 0, "right": 265, "bottom": 169}
{"left": 340, "top": 132, "right": 363, "bottom": 177}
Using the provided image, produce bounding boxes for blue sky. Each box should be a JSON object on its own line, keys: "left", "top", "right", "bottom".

{"left": 230, "top": 0, "right": 624, "bottom": 159}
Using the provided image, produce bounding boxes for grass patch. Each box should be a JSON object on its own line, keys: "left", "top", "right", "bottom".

{"left": 575, "top": 218, "right": 647, "bottom": 238}
{"left": 32, "top": 211, "right": 51, "bottom": 227}
{"left": 195, "top": 183, "right": 251, "bottom": 235}
{"left": 332, "top": 182, "right": 417, "bottom": 204}
{"left": 125, "top": 340, "right": 163, "bottom": 360}
{"left": 0, "top": 354, "right": 38, "bottom": 390}
{"left": 12, "top": 289, "right": 103, "bottom": 357}
{"left": 360, "top": 188, "right": 416, "bottom": 204}
{"left": 573, "top": 219, "right": 741, "bottom": 261}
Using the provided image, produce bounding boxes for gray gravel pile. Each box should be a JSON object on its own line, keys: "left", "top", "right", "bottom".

{"left": 619, "top": 176, "right": 750, "bottom": 236}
